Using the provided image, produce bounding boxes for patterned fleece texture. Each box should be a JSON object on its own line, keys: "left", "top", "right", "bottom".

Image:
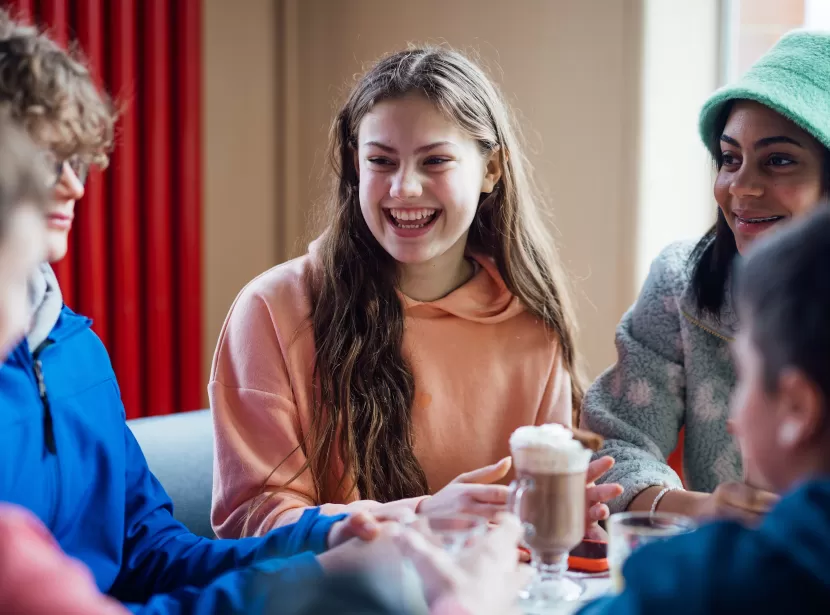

{"left": 581, "top": 241, "right": 742, "bottom": 512}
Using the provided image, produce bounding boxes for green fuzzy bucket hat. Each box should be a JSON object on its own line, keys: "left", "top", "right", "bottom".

{"left": 699, "top": 30, "right": 830, "bottom": 157}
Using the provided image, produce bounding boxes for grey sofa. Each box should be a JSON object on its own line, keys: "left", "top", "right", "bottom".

{"left": 127, "top": 409, "right": 216, "bottom": 538}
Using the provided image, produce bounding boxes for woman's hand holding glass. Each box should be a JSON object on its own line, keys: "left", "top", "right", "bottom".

{"left": 418, "top": 455, "right": 622, "bottom": 542}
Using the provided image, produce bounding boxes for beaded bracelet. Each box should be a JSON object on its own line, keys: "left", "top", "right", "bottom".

{"left": 650, "top": 486, "right": 680, "bottom": 515}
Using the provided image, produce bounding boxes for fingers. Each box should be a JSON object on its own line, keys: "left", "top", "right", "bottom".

{"left": 584, "top": 522, "right": 609, "bottom": 542}
{"left": 466, "top": 502, "right": 508, "bottom": 522}
{"left": 721, "top": 482, "right": 779, "bottom": 515}
{"left": 587, "top": 502, "right": 610, "bottom": 522}
{"left": 745, "top": 487, "right": 779, "bottom": 513}
{"left": 468, "top": 484, "right": 510, "bottom": 504}
{"left": 339, "top": 511, "right": 406, "bottom": 545}
{"left": 585, "top": 456, "right": 615, "bottom": 484}
{"left": 710, "top": 482, "right": 778, "bottom": 526}
{"left": 721, "top": 505, "right": 764, "bottom": 527}
{"left": 460, "top": 485, "right": 510, "bottom": 519}
{"left": 453, "top": 457, "right": 512, "bottom": 485}
{"left": 487, "top": 512, "right": 524, "bottom": 547}
{"left": 343, "top": 512, "right": 382, "bottom": 542}
{"left": 374, "top": 507, "right": 418, "bottom": 524}
{"left": 586, "top": 483, "right": 623, "bottom": 505}
{"left": 392, "top": 528, "right": 457, "bottom": 580}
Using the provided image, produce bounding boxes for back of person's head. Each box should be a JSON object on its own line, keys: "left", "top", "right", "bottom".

{"left": 733, "top": 207, "right": 830, "bottom": 492}
{"left": 736, "top": 207, "right": 830, "bottom": 407}
{"left": 0, "top": 111, "right": 47, "bottom": 239}
{"left": 0, "top": 8, "right": 114, "bottom": 166}
{"left": 0, "top": 112, "right": 50, "bottom": 358}
{"left": 247, "top": 46, "right": 585, "bottom": 520}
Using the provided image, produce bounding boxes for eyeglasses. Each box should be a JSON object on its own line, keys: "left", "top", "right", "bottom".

{"left": 41, "top": 151, "right": 90, "bottom": 187}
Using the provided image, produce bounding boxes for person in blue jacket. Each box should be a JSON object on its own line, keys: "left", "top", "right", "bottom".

{"left": 579, "top": 207, "right": 830, "bottom": 614}
{"left": 0, "top": 9, "right": 393, "bottom": 615}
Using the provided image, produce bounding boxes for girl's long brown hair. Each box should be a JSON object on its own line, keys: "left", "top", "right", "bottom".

{"left": 250, "top": 46, "right": 584, "bottom": 521}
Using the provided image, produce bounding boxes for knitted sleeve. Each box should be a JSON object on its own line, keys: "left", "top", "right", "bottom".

{"left": 580, "top": 242, "right": 694, "bottom": 512}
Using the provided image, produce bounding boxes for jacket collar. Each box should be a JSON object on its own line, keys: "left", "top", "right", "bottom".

{"left": 8, "top": 306, "right": 92, "bottom": 365}
{"left": 678, "top": 273, "right": 738, "bottom": 343}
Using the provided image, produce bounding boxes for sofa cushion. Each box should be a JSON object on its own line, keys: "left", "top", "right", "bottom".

{"left": 127, "top": 409, "right": 215, "bottom": 538}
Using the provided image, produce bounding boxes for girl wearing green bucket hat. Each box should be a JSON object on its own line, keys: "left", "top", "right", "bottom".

{"left": 581, "top": 30, "right": 830, "bottom": 522}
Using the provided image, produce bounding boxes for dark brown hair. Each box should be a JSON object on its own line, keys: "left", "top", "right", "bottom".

{"left": 0, "top": 9, "right": 114, "bottom": 166}
{"left": 246, "top": 46, "right": 584, "bottom": 529}
{"left": 736, "top": 206, "right": 830, "bottom": 403}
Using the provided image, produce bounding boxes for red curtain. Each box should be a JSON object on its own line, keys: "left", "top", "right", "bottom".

{"left": 668, "top": 428, "right": 686, "bottom": 487}
{"left": 4, "top": 0, "right": 203, "bottom": 418}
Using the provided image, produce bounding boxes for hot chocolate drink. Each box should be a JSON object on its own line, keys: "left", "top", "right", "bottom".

{"left": 509, "top": 424, "right": 592, "bottom": 559}
{"left": 513, "top": 469, "right": 586, "bottom": 554}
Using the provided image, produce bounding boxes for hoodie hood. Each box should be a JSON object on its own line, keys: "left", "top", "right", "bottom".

{"left": 400, "top": 254, "right": 525, "bottom": 323}
{"left": 307, "top": 236, "right": 525, "bottom": 324}
{"left": 27, "top": 263, "right": 63, "bottom": 351}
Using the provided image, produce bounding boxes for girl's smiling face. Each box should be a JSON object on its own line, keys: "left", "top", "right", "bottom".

{"left": 714, "top": 101, "right": 826, "bottom": 255}
{"left": 355, "top": 93, "right": 501, "bottom": 273}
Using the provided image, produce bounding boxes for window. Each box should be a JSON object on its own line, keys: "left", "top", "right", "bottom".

{"left": 723, "top": 0, "right": 830, "bottom": 82}
{"left": 634, "top": 2, "right": 720, "bottom": 290}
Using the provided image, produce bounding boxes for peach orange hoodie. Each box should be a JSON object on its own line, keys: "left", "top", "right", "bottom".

{"left": 210, "top": 246, "right": 573, "bottom": 538}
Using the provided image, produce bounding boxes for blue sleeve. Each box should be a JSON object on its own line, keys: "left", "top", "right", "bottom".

{"left": 125, "top": 566, "right": 414, "bottom": 615}
{"left": 111, "top": 424, "right": 345, "bottom": 607}
{"left": 575, "top": 518, "right": 817, "bottom": 615}
{"left": 575, "top": 525, "right": 719, "bottom": 615}
{"left": 123, "top": 553, "right": 322, "bottom": 615}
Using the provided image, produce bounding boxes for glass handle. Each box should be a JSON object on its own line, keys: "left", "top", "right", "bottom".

{"left": 508, "top": 477, "right": 532, "bottom": 515}
{"left": 508, "top": 477, "right": 536, "bottom": 548}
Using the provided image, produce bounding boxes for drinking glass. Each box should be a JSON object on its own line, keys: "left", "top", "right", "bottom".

{"left": 510, "top": 471, "right": 587, "bottom": 611}
{"left": 607, "top": 512, "right": 696, "bottom": 592}
{"left": 405, "top": 513, "right": 488, "bottom": 556}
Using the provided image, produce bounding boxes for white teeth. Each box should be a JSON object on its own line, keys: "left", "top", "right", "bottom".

{"left": 741, "top": 216, "right": 783, "bottom": 223}
{"left": 386, "top": 207, "right": 438, "bottom": 229}
{"left": 388, "top": 208, "right": 436, "bottom": 221}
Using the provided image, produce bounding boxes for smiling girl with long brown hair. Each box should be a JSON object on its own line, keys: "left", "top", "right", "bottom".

{"left": 210, "top": 46, "right": 621, "bottom": 538}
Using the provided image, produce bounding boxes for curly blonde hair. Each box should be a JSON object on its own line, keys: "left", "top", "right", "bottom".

{"left": 0, "top": 9, "right": 114, "bottom": 167}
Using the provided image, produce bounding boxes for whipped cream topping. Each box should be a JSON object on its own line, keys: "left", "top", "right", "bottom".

{"left": 509, "top": 423, "right": 592, "bottom": 473}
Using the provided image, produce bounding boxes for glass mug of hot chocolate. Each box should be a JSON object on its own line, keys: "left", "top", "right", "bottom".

{"left": 509, "top": 424, "right": 592, "bottom": 609}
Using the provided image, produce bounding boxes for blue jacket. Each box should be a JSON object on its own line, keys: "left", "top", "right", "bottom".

{"left": 578, "top": 479, "right": 830, "bottom": 615}
{"left": 0, "top": 306, "right": 344, "bottom": 614}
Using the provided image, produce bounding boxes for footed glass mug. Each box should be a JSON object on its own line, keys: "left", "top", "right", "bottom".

{"left": 509, "top": 461, "right": 589, "bottom": 609}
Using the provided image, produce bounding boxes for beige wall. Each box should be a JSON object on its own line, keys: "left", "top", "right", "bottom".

{"left": 203, "top": 0, "right": 280, "bottom": 397}
{"left": 202, "top": 0, "right": 721, "bottom": 398}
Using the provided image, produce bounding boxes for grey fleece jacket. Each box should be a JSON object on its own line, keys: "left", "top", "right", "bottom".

{"left": 581, "top": 241, "right": 742, "bottom": 512}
